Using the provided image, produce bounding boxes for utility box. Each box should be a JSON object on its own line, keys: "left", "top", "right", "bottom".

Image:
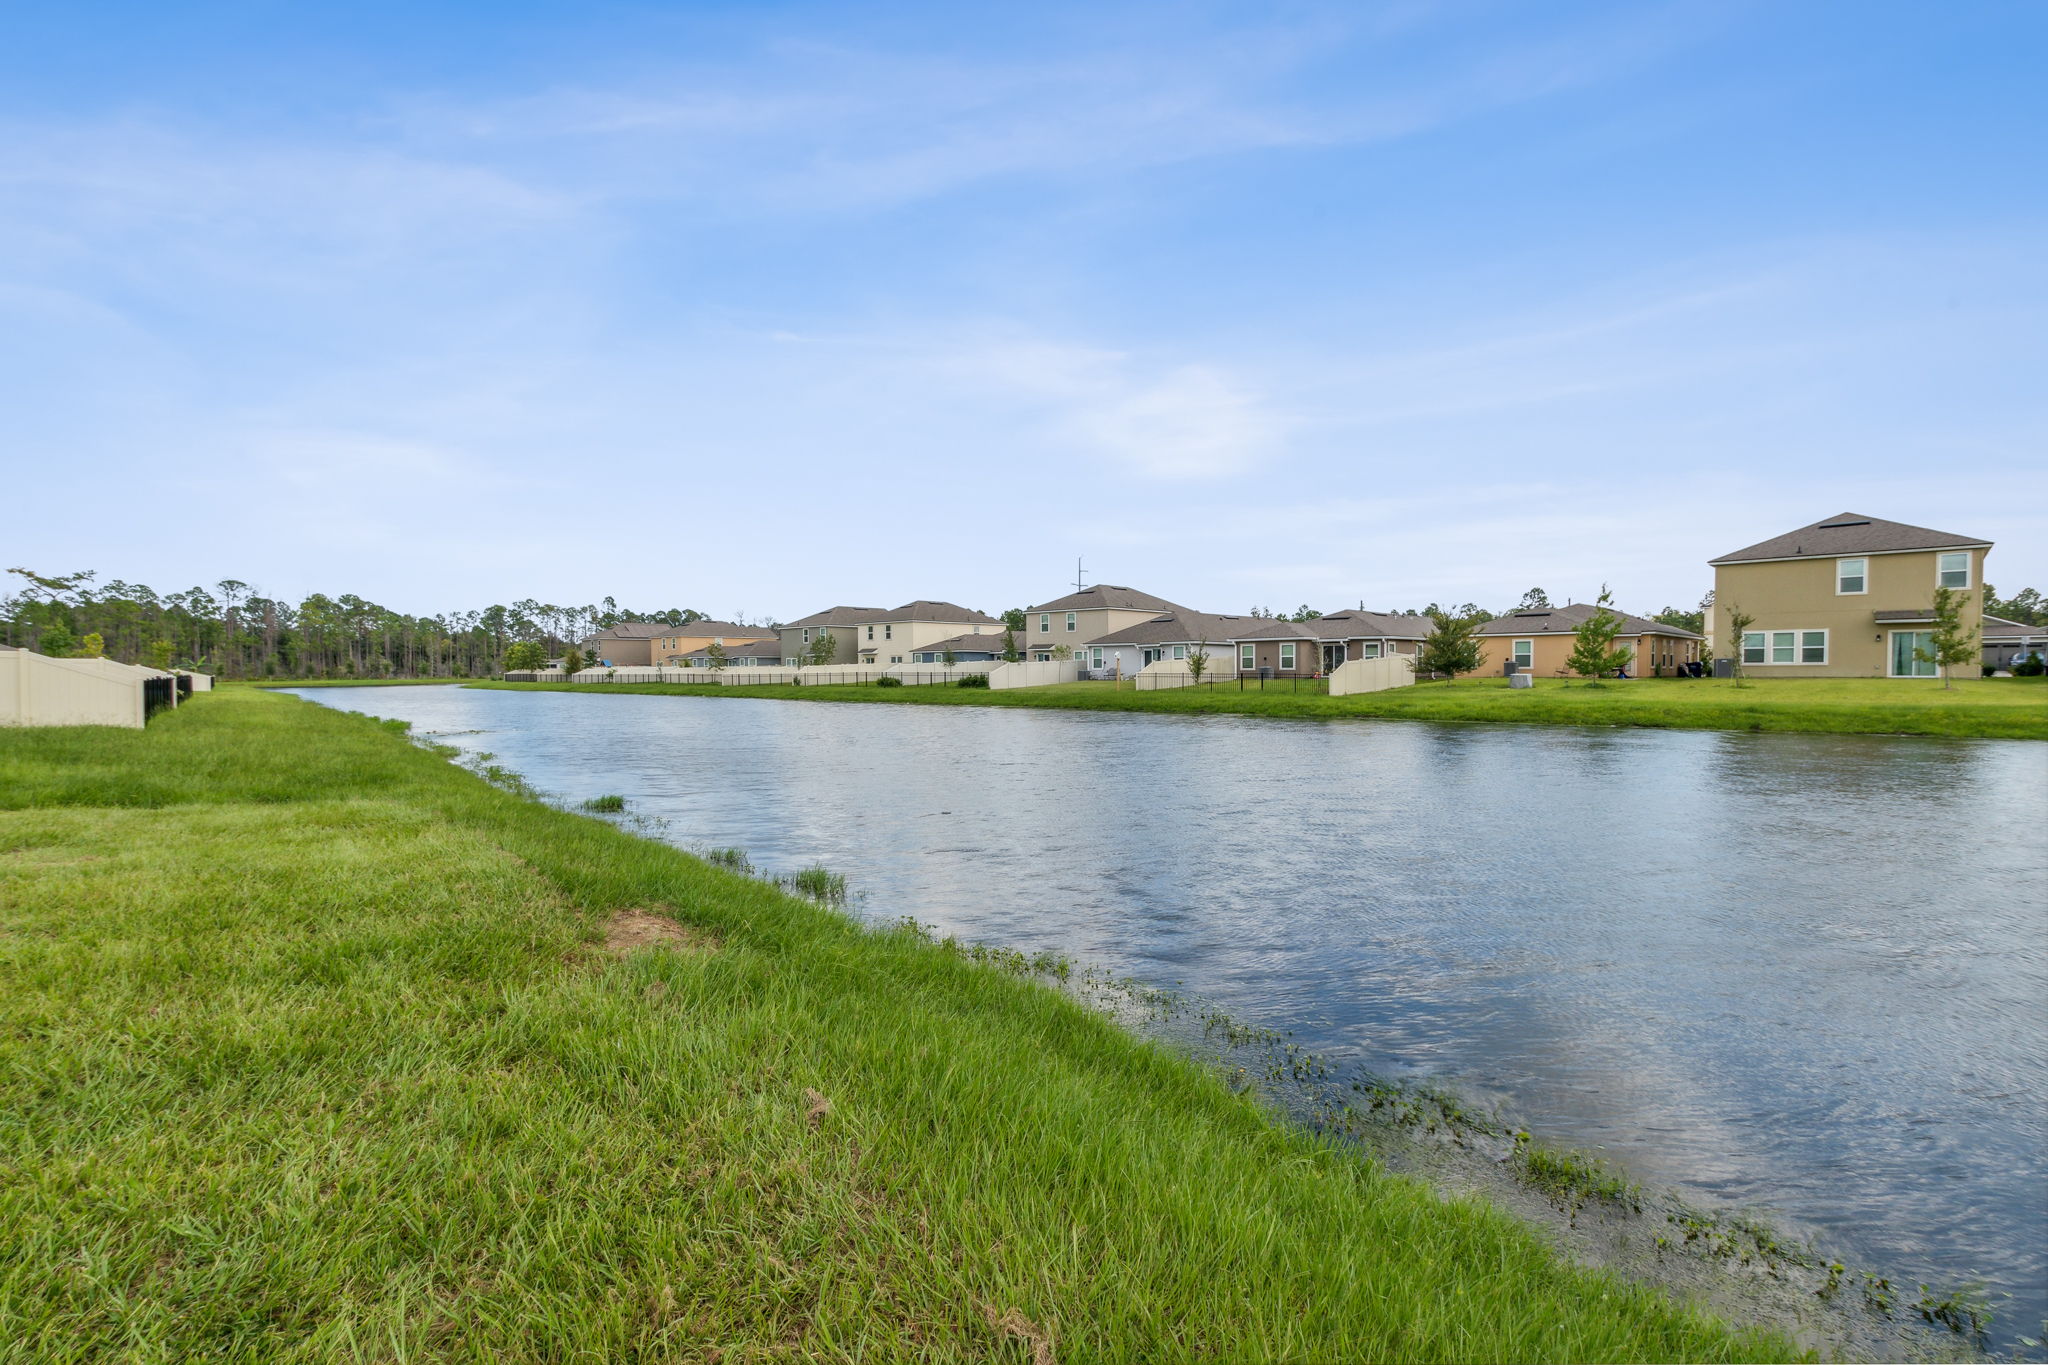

{"left": 1503, "top": 659, "right": 1519, "bottom": 677}
{"left": 1712, "top": 658, "right": 1734, "bottom": 679}
{"left": 1509, "top": 672, "right": 1534, "bottom": 690}
{"left": 1258, "top": 666, "right": 1274, "bottom": 680}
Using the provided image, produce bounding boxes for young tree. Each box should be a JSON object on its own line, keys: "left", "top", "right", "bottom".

{"left": 1186, "top": 645, "right": 1210, "bottom": 683}
{"left": 80, "top": 632, "right": 105, "bottom": 658}
{"left": 704, "top": 641, "right": 728, "bottom": 672}
{"left": 941, "top": 646, "right": 957, "bottom": 667}
{"left": 562, "top": 647, "right": 587, "bottom": 676}
{"left": 1001, "top": 607, "right": 1027, "bottom": 633}
{"left": 1049, "top": 644, "right": 1073, "bottom": 660}
{"left": 1000, "top": 626, "right": 1019, "bottom": 662}
{"left": 1565, "top": 587, "right": 1635, "bottom": 680}
{"left": 807, "top": 630, "right": 836, "bottom": 667}
{"left": 1416, "top": 613, "right": 1481, "bottom": 677}
{"left": 1723, "top": 603, "right": 1756, "bottom": 682}
{"left": 1914, "top": 584, "right": 1980, "bottom": 689}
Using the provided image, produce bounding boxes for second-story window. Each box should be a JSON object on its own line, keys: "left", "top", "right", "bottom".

{"left": 884, "top": 624, "right": 893, "bottom": 639}
{"left": 1837, "top": 558, "right": 1867, "bottom": 594}
{"left": 1065, "top": 612, "right": 1077, "bottom": 632}
{"left": 1938, "top": 551, "right": 1970, "bottom": 590}
{"left": 1038, "top": 613, "right": 1050, "bottom": 633}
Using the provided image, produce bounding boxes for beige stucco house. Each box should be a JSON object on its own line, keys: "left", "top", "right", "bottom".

{"left": 853, "top": 601, "right": 1002, "bottom": 665}
{"left": 778, "top": 606, "right": 886, "bottom": 666}
{"left": 1471, "top": 604, "right": 1702, "bottom": 677}
{"left": 579, "top": 621, "right": 672, "bottom": 666}
{"left": 1021, "top": 585, "right": 1190, "bottom": 661}
{"left": 646, "top": 621, "right": 780, "bottom": 666}
{"left": 1710, "top": 514, "right": 1992, "bottom": 678}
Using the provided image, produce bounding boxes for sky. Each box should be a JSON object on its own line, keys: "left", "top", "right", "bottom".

{"left": 3, "top": 0, "right": 2044, "bottom": 622}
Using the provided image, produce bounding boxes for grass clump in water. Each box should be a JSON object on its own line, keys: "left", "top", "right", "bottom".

{"left": 0, "top": 690, "right": 1797, "bottom": 1362}
{"left": 581, "top": 793, "right": 627, "bottom": 813}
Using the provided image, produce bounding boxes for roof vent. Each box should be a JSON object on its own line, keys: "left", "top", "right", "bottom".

{"left": 1818, "top": 519, "right": 1871, "bottom": 529}
{"left": 1514, "top": 610, "right": 1551, "bottom": 617}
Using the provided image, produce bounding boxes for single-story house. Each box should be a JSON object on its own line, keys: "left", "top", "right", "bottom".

{"left": 1982, "top": 614, "right": 2047, "bottom": 671}
{"left": 1471, "top": 604, "right": 1702, "bottom": 677}
{"left": 1231, "top": 611, "right": 1435, "bottom": 677}
{"left": 909, "top": 631, "right": 1012, "bottom": 664}
{"left": 649, "top": 621, "right": 781, "bottom": 666}
{"left": 1071, "top": 611, "right": 1257, "bottom": 675}
{"left": 677, "top": 639, "right": 786, "bottom": 668}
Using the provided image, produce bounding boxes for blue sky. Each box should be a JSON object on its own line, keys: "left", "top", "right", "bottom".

{"left": 4, "top": 0, "right": 2043, "bottom": 620}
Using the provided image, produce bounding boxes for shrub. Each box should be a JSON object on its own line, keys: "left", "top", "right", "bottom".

{"left": 955, "top": 673, "right": 990, "bottom": 688}
{"left": 2016, "top": 654, "right": 2046, "bottom": 677}
{"left": 874, "top": 676, "right": 903, "bottom": 688}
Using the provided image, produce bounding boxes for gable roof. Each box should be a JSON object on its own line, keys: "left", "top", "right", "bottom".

{"left": 866, "top": 600, "right": 1000, "bottom": 625}
{"left": 782, "top": 605, "right": 889, "bottom": 630}
{"left": 910, "top": 630, "right": 1010, "bottom": 655}
{"left": 1982, "top": 614, "right": 2046, "bottom": 640}
{"left": 1085, "top": 611, "right": 1260, "bottom": 648}
{"left": 1711, "top": 513, "right": 1991, "bottom": 565}
{"left": 1025, "top": 584, "right": 1191, "bottom": 614}
{"left": 1233, "top": 611, "right": 1435, "bottom": 643}
{"left": 583, "top": 621, "right": 673, "bottom": 640}
{"left": 681, "top": 637, "right": 784, "bottom": 660}
{"left": 1474, "top": 603, "right": 1701, "bottom": 639}
{"left": 648, "top": 619, "right": 776, "bottom": 640}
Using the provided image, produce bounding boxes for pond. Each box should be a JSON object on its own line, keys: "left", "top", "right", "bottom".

{"left": 294, "top": 685, "right": 2048, "bottom": 1344}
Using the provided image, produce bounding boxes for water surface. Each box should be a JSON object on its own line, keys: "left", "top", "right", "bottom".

{"left": 296, "top": 685, "right": 2048, "bottom": 1343}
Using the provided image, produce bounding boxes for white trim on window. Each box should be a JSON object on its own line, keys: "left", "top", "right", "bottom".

{"left": 1038, "top": 613, "right": 1050, "bottom": 633}
{"left": 1065, "top": 612, "right": 1077, "bottom": 632}
{"left": 1743, "top": 628, "right": 1827, "bottom": 665}
{"left": 1511, "top": 639, "right": 1534, "bottom": 669}
{"left": 1278, "top": 642, "right": 1296, "bottom": 671}
{"left": 1836, "top": 557, "right": 1867, "bottom": 595}
{"left": 1239, "top": 643, "right": 1256, "bottom": 671}
{"left": 1937, "top": 551, "right": 1970, "bottom": 590}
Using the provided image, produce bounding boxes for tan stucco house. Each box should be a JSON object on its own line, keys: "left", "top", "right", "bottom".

{"left": 579, "top": 621, "right": 672, "bottom": 667}
{"left": 1709, "top": 514, "right": 1992, "bottom": 678}
{"left": 853, "top": 601, "right": 1002, "bottom": 665}
{"left": 1471, "top": 604, "right": 1702, "bottom": 677}
{"left": 1022, "top": 585, "right": 1190, "bottom": 661}
{"left": 647, "top": 621, "right": 780, "bottom": 666}
{"left": 778, "top": 606, "right": 886, "bottom": 666}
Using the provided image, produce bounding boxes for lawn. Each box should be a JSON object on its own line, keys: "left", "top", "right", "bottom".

{"left": 469, "top": 674, "right": 2048, "bottom": 740}
{"left": 0, "top": 690, "right": 1790, "bottom": 1362}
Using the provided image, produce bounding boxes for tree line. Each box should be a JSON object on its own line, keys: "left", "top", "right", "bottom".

{"left": 3, "top": 568, "right": 705, "bottom": 680}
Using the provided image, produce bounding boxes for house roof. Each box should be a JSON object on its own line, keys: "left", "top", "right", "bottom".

{"left": 1982, "top": 614, "right": 2046, "bottom": 639}
{"left": 646, "top": 619, "right": 776, "bottom": 640}
{"left": 865, "top": 600, "right": 1000, "bottom": 625}
{"left": 782, "top": 605, "right": 888, "bottom": 630}
{"left": 1233, "top": 610, "right": 1435, "bottom": 643}
{"left": 1474, "top": 603, "right": 1702, "bottom": 639}
{"left": 1710, "top": 513, "right": 1991, "bottom": 565}
{"left": 1025, "top": 584, "right": 1191, "bottom": 614}
{"left": 682, "top": 637, "right": 784, "bottom": 659}
{"left": 584, "top": 621, "right": 674, "bottom": 640}
{"left": 1087, "top": 611, "right": 1259, "bottom": 648}
{"left": 912, "top": 630, "right": 1010, "bottom": 654}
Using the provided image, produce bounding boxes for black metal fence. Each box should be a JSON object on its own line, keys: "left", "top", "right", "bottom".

{"left": 143, "top": 675, "right": 175, "bottom": 721}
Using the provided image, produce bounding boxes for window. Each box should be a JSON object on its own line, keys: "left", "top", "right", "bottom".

{"left": 1837, "top": 558, "right": 1866, "bottom": 594}
{"left": 1038, "top": 613, "right": 1049, "bottom": 633}
{"left": 890, "top": 655, "right": 902, "bottom": 664}
{"left": 884, "top": 624, "right": 893, "bottom": 640}
{"left": 1801, "top": 630, "right": 1827, "bottom": 664}
{"left": 1938, "top": 551, "right": 1970, "bottom": 590}
{"left": 802, "top": 628, "right": 812, "bottom": 643}
{"left": 1090, "top": 647, "right": 1104, "bottom": 667}
{"left": 1891, "top": 630, "right": 1936, "bottom": 677}
{"left": 1065, "top": 612, "right": 1077, "bottom": 632}
{"left": 1742, "top": 632, "right": 1766, "bottom": 664}
{"left": 1771, "top": 631, "right": 1795, "bottom": 664}
{"left": 1240, "top": 644, "right": 1256, "bottom": 671}
{"left": 1511, "top": 640, "right": 1534, "bottom": 669}
{"left": 1279, "top": 642, "right": 1296, "bottom": 671}
{"left": 1360, "top": 642, "right": 1382, "bottom": 660}
{"left": 866, "top": 625, "right": 874, "bottom": 640}
{"left": 1172, "top": 644, "right": 1186, "bottom": 660}
{"left": 1747, "top": 629, "right": 1826, "bottom": 664}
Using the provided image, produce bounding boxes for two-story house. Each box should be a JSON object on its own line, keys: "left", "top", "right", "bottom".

{"left": 647, "top": 621, "right": 781, "bottom": 666}
{"left": 777, "top": 606, "right": 886, "bottom": 666}
{"left": 1710, "top": 514, "right": 1992, "bottom": 678}
{"left": 1020, "top": 585, "right": 1191, "bottom": 661}
{"left": 853, "top": 601, "right": 1002, "bottom": 665}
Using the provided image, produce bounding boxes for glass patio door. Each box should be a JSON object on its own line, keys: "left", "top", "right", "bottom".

{"left": 1890, "top": 631, "right": 1936, "bottom": 677}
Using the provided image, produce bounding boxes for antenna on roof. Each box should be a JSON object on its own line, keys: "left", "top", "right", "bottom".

{"left": 1074, "top": 556, "right": 1089, "bottom": 594}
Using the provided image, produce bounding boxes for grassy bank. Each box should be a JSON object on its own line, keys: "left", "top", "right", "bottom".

{"left": 237, "top": 677, "right": 472, "bottom": 688}
{"left": 0, "top": 691, "right": 1789, "bottom": 1361}
{"left": 468, "top": 674, "right": 2048, "bottom": 740}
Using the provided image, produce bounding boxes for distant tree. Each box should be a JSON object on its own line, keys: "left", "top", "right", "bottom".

{"left": 1565, "top": 587, "right": 1635, "bottom": 680}
{"left": 1002, "top": 607, "right": 1027, "bottom": 633}
{"left": 1987, "top": 584, "right": 2045, "bottom": 626}
{"left": 807, "top": 630, "right": 836, "bottom": 667}
{"left": 704, "top": 641, "right": 728, "bottom": 672}
{"left": 1186, "top": 645, "right": 1210, "bottom": 683}
{"left": 78, "top": 631, "right": 105, "bottom": 657}
{"left": 1289, "top": 604, "right": 1322, "bottom": 622}
{"left": 1416, "top": 613, "right": 1481, "bottom": 677}
{"left": 503, "top": 641, "right": 547, "bottom": 671}
{"left": 1517, "top": 587, "right": 1552, "bottom": 611}
{"left": 1914, "top": 585, "right": 1980, "bottom": 689}
{"left": 37, "top": 624, "right": 77, "bottom": 657}
{"left": 1653, "top": 604, "right": 1706, "bottom": 636}
{"left": 562, "top": 646, "right": 587, "bottom": 675}
{"left": 145, "top": 639, "right": 175, "bottom": 671}
{"left": 1723, "top": 604, "right": 1757, "bottom": 683}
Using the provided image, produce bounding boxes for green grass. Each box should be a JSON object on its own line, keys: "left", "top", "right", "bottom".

{"left": 0, "top": 691, "right": 1793, "bottom": 1362}
{"left": 237, "top": 677, "right": 472, "bottom": 688}
{"left": 469, "top": 674, "right": 2048, "bottom": 740}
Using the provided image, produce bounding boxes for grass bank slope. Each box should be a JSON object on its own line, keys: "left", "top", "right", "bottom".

{"left": 0, "top": 692, "right": 1791, "bottom": 1363}
{"left": 470, "top": 674, "right": 2048, "bottom": 740}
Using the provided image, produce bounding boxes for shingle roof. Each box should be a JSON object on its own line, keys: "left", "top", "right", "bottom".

{"left": 782, "top": 605, "right": 889, "bottom": 630}
{"left": 1025, "top": 584, "right": 1191, "bottom": 614}
{"left": 1710, "top": 513, "right": 1991, "bottom": 565}
{"left": 683, "top": 638, "right": 785, "bottom": 659}
{"left": 1982, "top": 614, "right": 2046, "bottom": 639}
{"left": 1474, "top": 603, "right": 1701, "bottom": 639}
{"left": 646, "top": 619, "right": 776, "bottom": 639}
{"left": 911, "top": 630, "right": 1010, "bottom": 654}
{"left": 1232, "top": 611, "right": 1435, "bottom": 642}
{"left": 1087, "top": 611, "right": 1259, "bottom": 647}
{"left": 869, "top": 600, "right": 1000, "bottom": 624}
{"left": 584, "top": 621, "right": 674, "bottom": 640}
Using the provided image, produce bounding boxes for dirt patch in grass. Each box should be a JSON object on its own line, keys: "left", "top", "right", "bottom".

{"left": 601, "top": 909, "right": 720, "bottom": 956}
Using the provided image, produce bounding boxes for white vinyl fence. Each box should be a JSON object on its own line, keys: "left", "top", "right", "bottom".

{"left": 0, "top": 649, "right": 177, "bottom": 728}
{"left": 1327, "top": 654, "right": 1415, "bottom": 696}
{"left": 988, "top": 660, "right": 1081, "bottom": 689}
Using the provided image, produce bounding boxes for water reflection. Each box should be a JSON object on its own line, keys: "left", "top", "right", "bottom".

{"left": 295, "top": 687, "right": 2048, "bottom": 1343}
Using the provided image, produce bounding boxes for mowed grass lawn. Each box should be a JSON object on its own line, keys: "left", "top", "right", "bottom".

{"left": 0, "top": 691, "right": 1790, "bottom": 1362}
{"left": 472, "top": 674, "right": 2048, "bottom": 740}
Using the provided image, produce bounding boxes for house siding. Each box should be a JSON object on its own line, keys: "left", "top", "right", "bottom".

{"left": 1711, "top": 547, "right": 1986, "bottom": 677}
